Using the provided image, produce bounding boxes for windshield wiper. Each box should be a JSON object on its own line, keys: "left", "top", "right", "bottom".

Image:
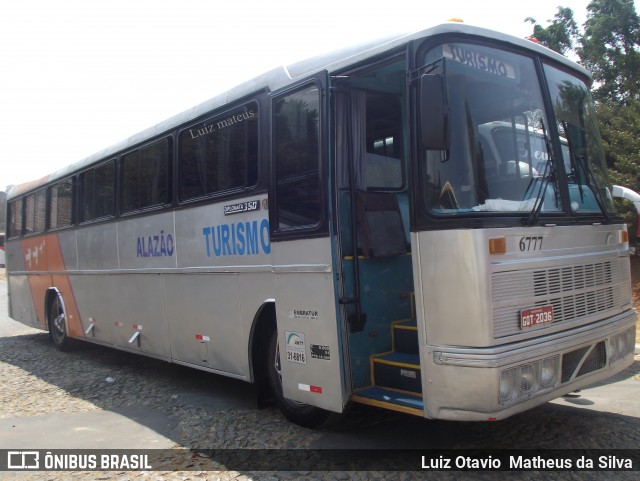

{"left": 524, "top": 120, "right": 555, "bottom": 226}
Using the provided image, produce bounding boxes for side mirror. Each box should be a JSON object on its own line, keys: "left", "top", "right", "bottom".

{"left": 420, "top": 74, "right": 450, "bottom": 150}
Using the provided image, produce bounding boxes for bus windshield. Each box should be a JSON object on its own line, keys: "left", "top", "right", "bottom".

{"left": 420, "top": 42, "right": 615, "bottom": 219}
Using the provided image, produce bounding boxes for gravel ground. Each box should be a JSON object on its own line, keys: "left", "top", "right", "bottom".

{"left": 1, "top": 270, "right": 639, "bottom": 481}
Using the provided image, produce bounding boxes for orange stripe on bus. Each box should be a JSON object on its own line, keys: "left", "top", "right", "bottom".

{"left": 21, "top": 233, "right": 83, "bottom": 337}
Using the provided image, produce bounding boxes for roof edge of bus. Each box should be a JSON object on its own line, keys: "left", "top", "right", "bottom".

{"left": 7, "top": 22, "right": 588, "bottom": 200}
{"left": 283, "top": 22, "right": 589, "bottom": 81}
{"left": 7, "top": 175, "right": 54, "bottom": 198}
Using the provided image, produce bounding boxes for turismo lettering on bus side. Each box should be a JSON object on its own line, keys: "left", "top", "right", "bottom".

{"left": 202, "top": 218, "right": 271, "bottom": 257}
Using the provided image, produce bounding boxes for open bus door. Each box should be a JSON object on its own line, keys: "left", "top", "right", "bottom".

{"left": 268, "top": 73, "right": 350, "bottom": 427}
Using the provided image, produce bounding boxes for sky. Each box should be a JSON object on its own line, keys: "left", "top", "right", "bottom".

{"left": 0, "top": 0, "right": 632, "bottom": 191}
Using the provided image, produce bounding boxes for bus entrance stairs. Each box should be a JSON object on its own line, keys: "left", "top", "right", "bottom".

{"left": 351, "top": 317, "right": 424, "bottom": 416}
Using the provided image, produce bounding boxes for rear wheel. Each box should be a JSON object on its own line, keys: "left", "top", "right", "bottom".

{"left": 266, "top": 329, "right": 330, "bottom": 428}
{"left": 48, "top": 292, "right": 75, "bottom": 351}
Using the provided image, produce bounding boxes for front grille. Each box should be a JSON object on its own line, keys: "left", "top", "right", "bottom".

{"left": 492, "top": 258, "right": 630, "bottom": 338}
{"left": 534, "top": 262, "right": 612, "bottom": 296}
{"left": 560, "top": 346, "right": 590, "bottom": 383}
{"left": 561, "top": 341, "right": 607, "bottom": 383}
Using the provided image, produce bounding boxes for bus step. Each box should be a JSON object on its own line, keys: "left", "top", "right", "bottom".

{"left": 392, "top": 319, "right": 418, "bottom": 354}
{"left": 372, "top": 352, "right": 422, "bottom": 393}
{"left": 352, "top": 386, "right": 423, "bottom": 416}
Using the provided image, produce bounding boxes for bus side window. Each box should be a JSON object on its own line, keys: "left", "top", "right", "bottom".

{"left": 80, "top": 160, "right": 116, "bottom": 222}
{"left": 24, "top": 189, "right": 46, "bottom": 235}
{"left": 178, "top": 103, "right": 258, "bottom": 202}
{"left": 48, "top": 178, "right": 74, "bottom": 230}
{"left": 273, "top": 84, "right": 322, "bottom": 231}
{"left": 8, "top": 199, "right": 23, "bottom": 238}
{"left": 122, "top": 138, "right": 170, "bottom": 213}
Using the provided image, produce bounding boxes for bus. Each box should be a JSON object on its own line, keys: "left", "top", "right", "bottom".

{"left": 0, "top": 232, "right": 5, "bottom": 267}
{"left": 5, "top": 22, "right": 636, "bottom": 427}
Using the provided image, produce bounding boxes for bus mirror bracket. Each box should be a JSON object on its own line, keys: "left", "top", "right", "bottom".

{"left": 420, "top": 73, "right": 450, "bottom": 151}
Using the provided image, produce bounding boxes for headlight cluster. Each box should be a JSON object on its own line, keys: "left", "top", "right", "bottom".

{"left": 609, "top": 327, "right": 635, "bottom": 364}
{"left": 499, "top": 355, "right": 559, "bottom": 405}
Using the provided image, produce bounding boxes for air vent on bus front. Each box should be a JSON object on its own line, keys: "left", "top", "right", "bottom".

{"left": 492, "top": 259, "right": 631, "bottom": 339}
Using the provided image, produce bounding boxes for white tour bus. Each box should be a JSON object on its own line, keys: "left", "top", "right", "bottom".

{"left": 5, "top": 22, "right": 636, "bottom": 427}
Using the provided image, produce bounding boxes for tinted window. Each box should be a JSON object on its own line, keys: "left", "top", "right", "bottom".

{"left": 544, "top": 63, "right": 615, "bottom": 214}
{"left": 365, "top": 92, "right": 403, "bottom": 190}
{"left": 8, "top": 199, "right": 23, "bottom": 238}
{"left": 122, "top": 138, "right": 170, "bottom": 213}
{"left": 179, "top": 103, "right": 258, "bottom": 201}
{"left": 49, "top": 178, "right": 74, "bottom": 229}
{"left": 80, "top": 160, "right": 116, "bottom": 221}
{"left": 420, "top": 44, "right": 560, "bottom": 215}
{"left": 273, "top": 85, "right": 321, "bottom": 230}
{"left": 24, "top": 189, "right": 46, "bottom": 235}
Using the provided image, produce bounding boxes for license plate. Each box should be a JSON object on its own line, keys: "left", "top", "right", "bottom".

{"left": 521, "top": 305, "right": 554, "bottom": 329}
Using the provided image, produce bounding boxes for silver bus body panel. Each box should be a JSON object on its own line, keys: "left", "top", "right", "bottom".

{"left": 411, "top": 224, "right": 635, "bottom": 420}
{"left": 6, "top": 274, "right": 37, "bottom": 327}
{"left": 5, "top": 234, "right": 38, "bottom": 327}
{"left": 272, "top": 237, "right": 346, "bottom": 412}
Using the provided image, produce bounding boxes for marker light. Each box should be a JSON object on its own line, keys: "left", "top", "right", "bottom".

{"left": 489, "top": 237, "right": 507, "bottom": 255}
{"left": 448, "top": 18, "right": 464, "bottom": 23}
{"left": 621, "top": 230, "right": 629, "bottom": 244}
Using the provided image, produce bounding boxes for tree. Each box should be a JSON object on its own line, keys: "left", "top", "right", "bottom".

{"left": 525, "top": 7, "right": 580, "bottom": 55}
{"left": 579, "top": 0, "right": 640, "bottom": 103}
{"left": 597, "top": 100, "right": 640, "bottom": 189}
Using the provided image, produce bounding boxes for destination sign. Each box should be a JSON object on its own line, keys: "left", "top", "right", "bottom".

{"left": 443, "top": 44, "right": 516, "bottom": 79}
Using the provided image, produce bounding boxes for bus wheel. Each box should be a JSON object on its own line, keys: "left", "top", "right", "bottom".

{"left": 48, "top": 292, "right": 75, "bottom": 351}
{"left": 267, "top": 329, "right": 330, "bottom": 428}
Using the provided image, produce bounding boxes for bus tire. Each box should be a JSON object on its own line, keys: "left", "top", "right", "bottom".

{"left": 266, "top": 329, "right": 330, "bottom": 428}
{"left": 48, "top": 291, "right": 75, "bottom": 351}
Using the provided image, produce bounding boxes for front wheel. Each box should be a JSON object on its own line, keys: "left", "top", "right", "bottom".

{"left": 48, "top": 292, "right": 76, "bottom": 351}
{"left": 266, "top": 329, "right": 330, "bottom": 428}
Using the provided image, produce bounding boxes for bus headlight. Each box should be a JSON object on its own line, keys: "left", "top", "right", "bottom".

{"left": 499, "top": 355, "right": 559, "bottom": 405}
{"left": 520, "top": 364, "right": 536, "bottom": 392}
{"left": 540, "top": 357, "right": 558, "bottom": 387}
{"left": 609, "top": 327, "right": 635, "bottom": 364}
{"left": 499, "top": 370, "right": 517, "bottom": 403}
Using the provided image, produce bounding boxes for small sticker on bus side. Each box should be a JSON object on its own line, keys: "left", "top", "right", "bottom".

{"left": 288, "top": 309, "right": 319, "bottom": 320}
{"left": 285, "top": 331, "right": 306, "bottom": 364}
{"left": 224, "top": 200, "right": 260, "bottom": 216}
{"left": 298, "top": 383, "right": 322, "bottom": 394}
{"left": 310, "top": 344, "right": 330, "bottom": 360}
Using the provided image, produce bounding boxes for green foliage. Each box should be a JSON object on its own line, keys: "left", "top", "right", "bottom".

{"left": 597, "top": 99, "right": 640, "bottom": 192}
{"left": 525, "top": 7, "right": 580, "bottom": 55}
{"left": 579, "top": 0, "right": 640, "bottom": 102}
